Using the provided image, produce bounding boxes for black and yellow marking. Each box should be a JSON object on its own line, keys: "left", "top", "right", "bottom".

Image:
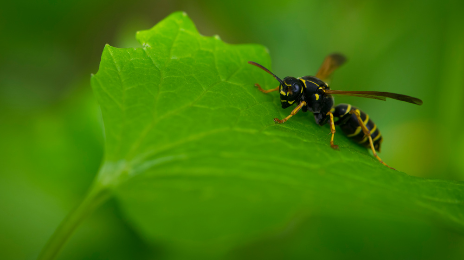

{"left": 346, "top": 109, "right": 369, "bottom": 138}
{"left": 333, "top": 104, "right": 383, "bottom": 152}
{"left": 298, "top": 77, "right": 307, "bottom": 89}
{"left": 349, "top": 109, "right": 394, "bottom": 170}
{"left": 343, "top": 104, "right": 351, "bottom": 116}
{"left": 308, "top": 80, "right": 319, "bottom": 86}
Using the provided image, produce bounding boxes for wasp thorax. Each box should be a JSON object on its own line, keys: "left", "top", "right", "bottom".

{"left": 279, "top": 77, "right": 304, "bottom": 108}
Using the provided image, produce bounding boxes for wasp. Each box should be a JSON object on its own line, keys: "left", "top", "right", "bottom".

{"left": 248, "top": 54, "right": 422, "bottom": 170}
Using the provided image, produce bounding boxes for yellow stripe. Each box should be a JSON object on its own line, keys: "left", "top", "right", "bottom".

{"left": 363, "top": 114, "right": 369, "bottom": 125}
{"left": 347, "top": 126, "right": 362, "bottom": 137}
{"left": 373, "top": 131, "right": 382, "bottom": 142}
{"left": 343, "top": 104, "right": 351, "bottom": 116}
{"left": 315, "top": 94, "right": 319, "bottom": 100}
{"left": 308, "top": 81, "right": 319, "bottom": 86}
{"left": 357, "top": 123, "right": 377, "bottom": 144}
{"left": 280, "top": 89, "right": 286, "bottom": 95}
{"left": 358, "top": 135, "right": 369, "bottom": 144}
{"left": 288, "top": 100, "right": 295, "bottom": 104}
{"left": 298, "top": 78, "right": 307, "bottom": 89}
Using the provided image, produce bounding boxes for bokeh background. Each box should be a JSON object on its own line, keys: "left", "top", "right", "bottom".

{"left": 1, "top": 0, "right": 463, "bottom": 259}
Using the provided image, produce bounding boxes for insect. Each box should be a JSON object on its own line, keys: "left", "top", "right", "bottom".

{"left": 248, "top": 54, "right": 423, "bottom": 170}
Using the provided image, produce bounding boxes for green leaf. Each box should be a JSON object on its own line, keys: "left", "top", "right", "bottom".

{"left": 90, "top": 12, "right": 464, "bottom": 259}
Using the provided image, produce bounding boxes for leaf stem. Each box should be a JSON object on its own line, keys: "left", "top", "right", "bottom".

{"left": 37, "top": 182, "right": 111, "bottom": 260}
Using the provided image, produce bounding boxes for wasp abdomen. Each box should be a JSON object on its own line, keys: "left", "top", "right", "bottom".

{"left": 332, "top": 104, "right": 383, "bottom": 152}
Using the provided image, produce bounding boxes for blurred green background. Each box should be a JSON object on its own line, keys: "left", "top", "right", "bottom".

{"left": 1, "top": 0, "right": 463, "bottom": 259}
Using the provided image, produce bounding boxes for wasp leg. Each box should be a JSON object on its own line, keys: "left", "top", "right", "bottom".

{"left": 255, "top": 84, "right": 279, "bottom": 94}
{"left": 326, "top": 111, "right": 339, "bottom": 150}
{"left": 274, "top": 101, "right": 306, "bottom": 124}
{"left": 349, "top": 110, "right": 395, "bottom": 170}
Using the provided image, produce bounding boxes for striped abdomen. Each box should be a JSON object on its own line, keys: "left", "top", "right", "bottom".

{"left": 332, "top": 104, "right": 383, "bottom": 152}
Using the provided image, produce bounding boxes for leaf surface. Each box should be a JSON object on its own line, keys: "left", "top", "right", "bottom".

{"left": 91, "top": 12, "right": 464, "bottom": 258}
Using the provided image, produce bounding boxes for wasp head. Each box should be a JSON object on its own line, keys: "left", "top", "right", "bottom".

{"left": 279, "top": 77, "right": 304, "bottom": 108}
{"left": 247, "top": 61, "right": 305, "bottom": 109}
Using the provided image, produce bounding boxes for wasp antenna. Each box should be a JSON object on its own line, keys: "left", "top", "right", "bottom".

{"left": 248, "top": 61, "right": 284, "bottom": 85}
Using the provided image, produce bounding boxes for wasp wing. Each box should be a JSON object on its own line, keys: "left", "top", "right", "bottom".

{"left": 325, "top": 90, "right": 423, "bottom": 105}
{"left": 315, "top": 53, "right": 347, "bottom": 81}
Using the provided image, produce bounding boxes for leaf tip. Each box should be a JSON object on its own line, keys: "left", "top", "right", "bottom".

{"left": 169, "top": 11, "right": 190, "bottom": 21}
{"left": 102, "top": 44, "right": 115, "bottom": 54}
